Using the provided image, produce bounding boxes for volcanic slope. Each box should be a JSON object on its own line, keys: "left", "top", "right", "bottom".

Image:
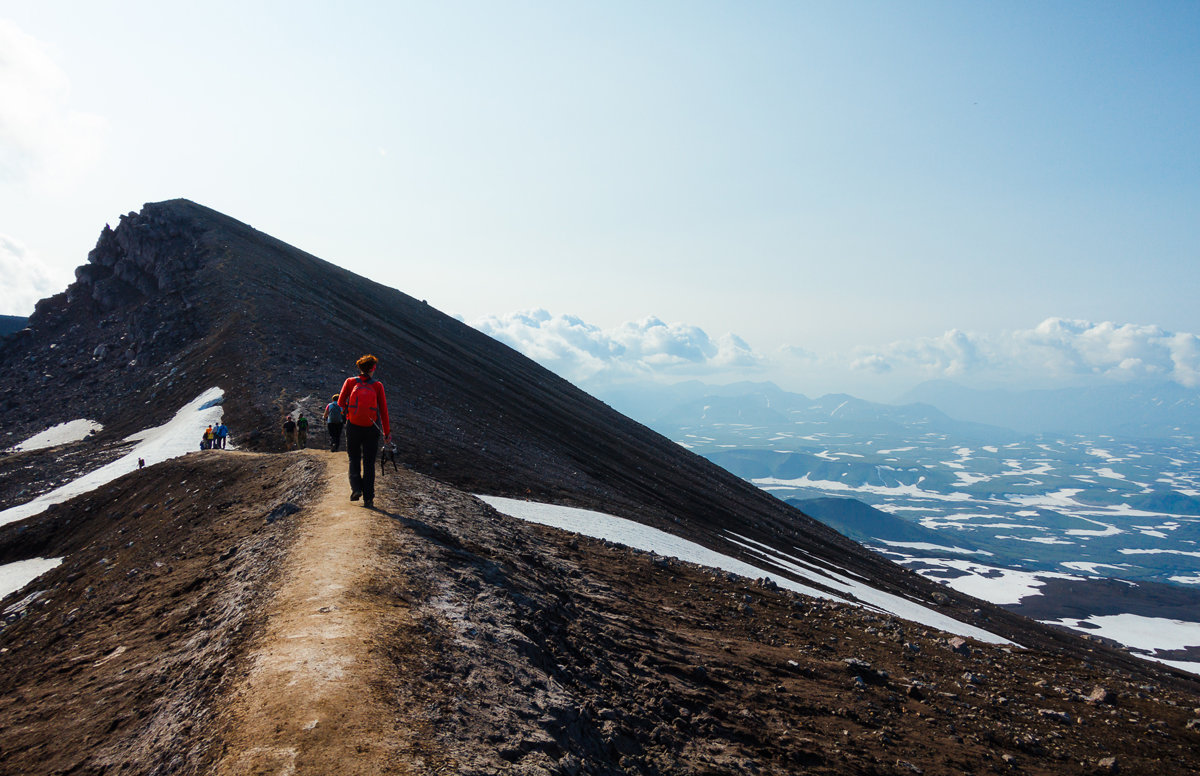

{"left": 0, "top": 200, "right": 1198, "bottom": 773}
{"left": 0, "top": 198, "right": 1125, "bottom": 651}
{"left": 1, "top": 451, "right": 1199, "bottom": 774}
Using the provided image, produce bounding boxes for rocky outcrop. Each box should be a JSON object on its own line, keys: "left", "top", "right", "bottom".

{"left": 66, "top": 203, "right": 210, "bottom": 314}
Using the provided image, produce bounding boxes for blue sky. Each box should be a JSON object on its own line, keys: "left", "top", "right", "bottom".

{"left": 1, "top": 2, "right": 1197, "bottom": 399}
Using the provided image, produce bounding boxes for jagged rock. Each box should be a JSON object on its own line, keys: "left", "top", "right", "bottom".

{"left": 947, "top": 636, "right": 973, "bottom": 656}
{"left": 1088, "top": 686, "right": 1115, "bottom": 704}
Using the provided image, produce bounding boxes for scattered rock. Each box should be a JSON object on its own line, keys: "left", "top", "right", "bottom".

{"left": 947, "top": 637, "right": 973, "bottom": 657}
{"left": 1038, "top": 708, "right": 1072, "bottom": 724}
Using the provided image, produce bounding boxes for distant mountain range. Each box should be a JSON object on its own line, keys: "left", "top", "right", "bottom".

{"left": 588, "top": 376, "right": 1200, "bottom": 441}
{"left": 592, "top": 379, "right": 1018, "bottom": 443}
{"left": 899, "top": 378, "right": 1200, "bottom": 438}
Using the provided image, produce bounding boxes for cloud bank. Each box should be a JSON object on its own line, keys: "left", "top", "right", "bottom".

{"left": 851, "top": 318, "right": 1200, "bottom": 388}
{"left": 472, "top": 311, "right": 1200, "bottom": 396}
{"left": 0, "top": 18, "right": 106, "bottom": 189}
{"left": 0, "top": 233, "right": 70, "bottom": 315}
{"left": 471, "top": 310, "right": 763, "bottom": 384}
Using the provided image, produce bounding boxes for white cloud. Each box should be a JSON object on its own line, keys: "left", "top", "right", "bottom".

{"left": 0, "top": 19, "right": 106, "bottom": 190}
{"left": 0, "top": 232, "right": 70, "bottom": 315}
{"left": 851, "top": 318, "right": 1200, "bottom": 388}
{"left": 471, "top": 310, "right": 764, "bottom": 384}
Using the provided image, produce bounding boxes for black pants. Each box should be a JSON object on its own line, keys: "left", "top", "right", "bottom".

{"left": 328, "top": 422, "right": 344, "bottom": 452}
{"left": 346, "top": 423, "right": 380, "bottom": 500}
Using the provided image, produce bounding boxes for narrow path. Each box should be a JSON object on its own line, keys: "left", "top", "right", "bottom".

{"left": 212, "top": 451, "right": 413, "bottom": 775}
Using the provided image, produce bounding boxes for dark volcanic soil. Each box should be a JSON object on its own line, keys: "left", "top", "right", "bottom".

{"left": 375, "top": 469, "right": 1200, "bottom": 776}
{"left": 4, "top": 452, "right": 1196, "bottom": 775}
{"left": 0, "top": 453, "right": 321, "bottom": 775}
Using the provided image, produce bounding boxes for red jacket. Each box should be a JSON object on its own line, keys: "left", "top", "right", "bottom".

{"left": 338, "top": 375, "right": 390, "bottom": 436}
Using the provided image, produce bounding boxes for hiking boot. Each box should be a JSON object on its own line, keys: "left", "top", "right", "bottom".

{"left": 350, "top": 489, "right": 361, "bottom": 501}
{"left": 363, "top": 498, "right": 374, "bottom": 509}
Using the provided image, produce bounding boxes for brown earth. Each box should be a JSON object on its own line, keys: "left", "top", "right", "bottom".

{"left": 210, "top": 452, "right": 418, "bottom": 774}
{"left": 2, "top": 450, "right": 1199, "bottom": 775}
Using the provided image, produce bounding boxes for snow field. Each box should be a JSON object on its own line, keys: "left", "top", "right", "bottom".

{"left": 0, "top": 388, "right": 226, "bottom": 527}
{"left": 8, "top": 419, "right": 103, "bottom": 452}
{"left": 1039, "top": 613, "right": 1200, "bottom": 676}
{"left": 478, "top": 496, "right": 1011, "bottom": 645}
{"left": 0, "top": 557, "right": 62, "bottom": 600}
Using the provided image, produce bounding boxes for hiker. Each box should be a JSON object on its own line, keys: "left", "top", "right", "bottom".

{"left": 297, "top": 414, "right": 309, "bottom": 448}
{"left": 337, "top": 353, "right": 390, "bottom": 509}
{"left": 283, "top": 415, "right": 297, "bottom": 450}
{"left": 324, "top": 394, "right": 344, "bottom": 452}
{"left": 203, "top": 425, "right": 215, "bottom": 450}
{"left": 138, "top": 457, "right": 145, "bottom": 469}
{"left": 216, "top": 421, "right": 229, "bottom": 449}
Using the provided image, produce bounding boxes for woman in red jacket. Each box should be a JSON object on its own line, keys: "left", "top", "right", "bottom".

{"left": 337, "top": 353, "right": 390, "bottom": 509}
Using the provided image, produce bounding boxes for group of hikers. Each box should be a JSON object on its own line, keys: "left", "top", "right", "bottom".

{"left": 192, "top": 355, "right": 390, "bottom": 509}
{"left": 201, "top": 422, "right": 229, "bottom": 449}
{"left": 280, "top": 354, "right": 391, "bottom": 509}
{"left": 281, "top": 413, "right": 310, "bottom": 450}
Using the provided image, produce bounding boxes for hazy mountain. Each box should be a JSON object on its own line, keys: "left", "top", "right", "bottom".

{"left": 788, "top": 497, "right": 963, "bottom": 547}
{"left": 900, "top": 378, "right": 1200, "bottom": 438}
{"left": 592, "top": 379, "right": 1018, "bottom": 444}
{"left": 1, "top": 200, "right": 1197, "bottom": 773}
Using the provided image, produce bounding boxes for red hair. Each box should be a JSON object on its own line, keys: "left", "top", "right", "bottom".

{"left": 356, "top": 354, "right": 378, "bottom": 374}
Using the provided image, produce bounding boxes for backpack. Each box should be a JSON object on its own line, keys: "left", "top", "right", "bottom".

{"left": 346, "top": 377, "right": 379, "bottom": 426}
{"left": 298, "top": 416, "right": 308, "bottom": 430}
{"left": 326, "top": 402, "right": 344, "bottom": 424}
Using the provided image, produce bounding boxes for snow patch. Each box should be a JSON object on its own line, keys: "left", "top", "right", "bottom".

{"left": 1118, "top": 548, "right": 1200, "bottom": 559}
{"left": 1060, "top": 561, "right": 1130, "bottom": 574}
{"left": 1040, "top": 613, "right": 1200, "bottom": 654}
{"left": 0, "top": 388, "right": 226, "bottom": 526}
{"left": 9, "top": 419, "right": 103, "bottom": 452}
{"left": 0, "top": 557, "right": 61, "bottom": 599}
{"left": 876, "top": 541, "right": 992, "bottom": 556}
{"left": 909, "top": 559, "right": 1081, "bottom": 605}
{"left": 755, "top": 475, "right": 974, "bottom": 503}
{"left": 478, "top": 496, "right": 1011, "bottom": 645}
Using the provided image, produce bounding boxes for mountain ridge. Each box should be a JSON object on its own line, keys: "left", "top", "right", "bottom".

{"left": 1, "top": 199, "right": 1198, "bottom": 774}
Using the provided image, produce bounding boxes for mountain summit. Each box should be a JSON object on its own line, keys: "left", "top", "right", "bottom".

{"left": 1, "top": 200, "right": 1198, "bottom": 774}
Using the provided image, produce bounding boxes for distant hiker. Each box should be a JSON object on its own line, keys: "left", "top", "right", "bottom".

{"left": 283, "top": 415, "right": 297, "bottom": 450}
{"left": 338, "top": 353, "right": 390, "bottom": 509}
{"left": 216, "top": 422, "right": 229, "bottom": 449}
{"left": 203, "top": 425, "right": 216, "bottom": 450}
{"left": 324, "top": 394, "right": 344, "bottom": 452}
{"left": 297, "top": 414, "right": 309, "bottom": 448}
{"left": 138, "top": 457, "right": 145, "bottom": 469}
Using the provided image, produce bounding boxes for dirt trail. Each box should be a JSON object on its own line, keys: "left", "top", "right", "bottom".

{"left": 212, "top": 451, "right": 414, "bottom": 775}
